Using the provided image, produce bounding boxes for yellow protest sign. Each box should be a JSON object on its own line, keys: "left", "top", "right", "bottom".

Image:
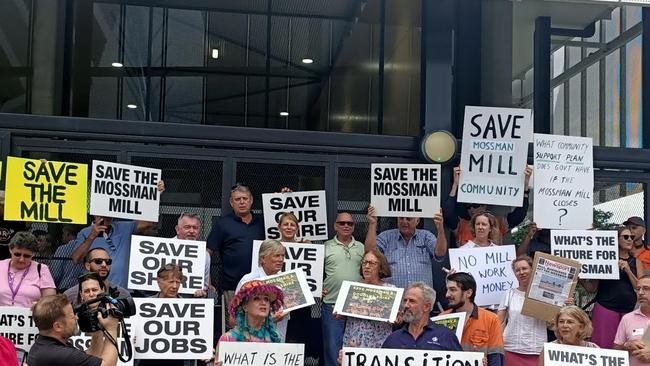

{"left": 5, "top": 156, "right": 88, "bottom": 224}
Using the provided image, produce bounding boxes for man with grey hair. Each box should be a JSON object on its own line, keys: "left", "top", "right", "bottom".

{"left": 174, "top": 212, "right": 212, "bottom": 298}
{"left": 382, "top": 282, "right": 461, "bottom": 350}
{"left": 236, "top": 239, "right": 289, "bottom": 340}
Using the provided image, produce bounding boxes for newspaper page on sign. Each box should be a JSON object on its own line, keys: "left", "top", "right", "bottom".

{"left": 528, "top": 256, "right": 577, "bottom": 306}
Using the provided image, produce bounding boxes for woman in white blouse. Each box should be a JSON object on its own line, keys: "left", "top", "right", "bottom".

{"left": 497, "top": 255, "right": 547, "bottom": 366}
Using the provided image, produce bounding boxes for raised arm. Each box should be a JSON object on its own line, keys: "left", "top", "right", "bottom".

{"left": 433, "top": 209, "right": 448, "bottom": 258}
{"left": 364, "top": 205, "right": 378, "bottom": 252}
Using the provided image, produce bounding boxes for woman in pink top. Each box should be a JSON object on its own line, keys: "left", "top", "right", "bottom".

{"left": 0, "top": 231, "right": 55, "bottom": 307}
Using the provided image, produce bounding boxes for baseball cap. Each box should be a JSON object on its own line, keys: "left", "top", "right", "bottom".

{"left": 623, "top": 216, "right": 645, "bottom": 227}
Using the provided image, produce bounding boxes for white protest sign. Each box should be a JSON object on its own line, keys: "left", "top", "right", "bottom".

{"left": 551, "top": 230, "right": 619, "bottom": 279}
{"left": 71, "top": 318, "right": 135, "bottom": 366}
{"left": 252, "top": 240, "right": 324, "bottom": 297}
{"left": 334, "top": 281, "right": 403, "bottom": 322}
{"left": 128, "top": 235, "right": 206, "bottom": 295}
{"left": 90, "top": 160, "right": 162, "bottom": 222}
{"left": 430, "top": 312, "right": 466, "bottom": 342}
{"left": 262, "top": 190, "right": 328, "bottom": 241}
{"left": 370, "top": 164, "right": 440, "bottom": 217}
{"left": 219, "top": 341, "right": 304, "bottom": 366}
{"left": 132, "top": 298, "right": 213, "bottom": 359}
{"left": 544, "top": 342, "right": 628, "bottom": 366}
{"left": 449, "top": 245, "right": 517, "bottom": 306}
{"left": 0, "top": 307, "right": 38, "bottom": 351}
{"left": 260, "top": 269, "right": 315, "bottom": 312}
{"left": 458, "top": 106, "right": 532, "bottom": 207}
{"left": 342, "top": 347, "right": 483, "bottom": 366}
{"left": 534, "top": 134, "right": 593, "bottom": 229}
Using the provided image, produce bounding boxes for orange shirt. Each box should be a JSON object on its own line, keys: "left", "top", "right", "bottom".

{"left": 637, "top": 247, "right": 650, "bottom": 275}
{"left": 441, "top": 305, "right": 504, "bottom": 355}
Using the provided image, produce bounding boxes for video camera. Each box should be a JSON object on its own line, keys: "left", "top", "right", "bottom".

{"left": 73, "top": 287, "right": 136, "bottom": 333}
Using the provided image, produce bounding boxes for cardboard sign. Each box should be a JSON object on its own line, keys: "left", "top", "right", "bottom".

{"left": 71, "top": 318, "right": 135, "bottom": 366}
{"left": 132, "top": 298, "right": 213, "bottom": 359}
{"left": 430, "top": 312, "right": 467, "bottom": 342}
{"left": 534, "top": 134, "right": 594, "bottom": 229}
{"left": 219, "top": 342, "right": 304, "bottom": 366}
{"left": 551, "top": 230, "right": 619, "bottom": 279}
{"left": 128, "top": 235, "right": 207, "bottom": 294}
{"left": 341, "top": 347, "right": 484, "bottom": 366}
{"left": 334, "top": 281, "right": 403, "bottom": 322}
{"left": 0, "top": 307, "right": 38, "bottom": 351}
{"left": 522, "top": 252, "right": 580, "bottom": 323}
{"left": 370, "top": 164, "right": 441, "bottom": 217}
{"left": 262, "top": 190, "right": 328, "bottom": 241}
{"left": 259, "top": 269, "right": 315, "bottom": 312}
{"left": 5, "top": 156, "right": 88, "bottom": 224}
{"left": 252, "top": 240, "right": 324, "bottom": 297}
{"left": 458, "top": 106, "right": 533, "bottom": 207}
{"left": 544, "top": 342, "right": 628, "bottom": 366}
{"left": 449, "top": 245, "right": 517, "bottom": 306}
{"left": 90, "top": 161, "right": 162, "bottom": 222}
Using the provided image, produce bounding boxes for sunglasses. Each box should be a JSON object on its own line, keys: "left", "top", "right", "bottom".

{"left": 12, "top": 251, "right": 33, "bottom": 259}
{"left": 89, "top": 258, "right": 112, "bottom": 265}
{"left": 621, "top": 234, "right": 636, "bottom": 240}
{"left": 336, "top": 221, "right": 355, "bottom": 227}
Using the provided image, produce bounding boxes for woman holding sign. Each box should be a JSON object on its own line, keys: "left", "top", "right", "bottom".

{"left": 460, "top": 212, "right": 500, "bottom": 248}
{"left": 497, "top": 255, "right": 547, "bottom": 366}
{"left": 537, "top": 306, "right": 598, "bottom": 366}
{"left": 582, "top": 226, "right": 640, "bottom": 349}
{"left": 340, "top": 249, "right": 395, "bottom": 348}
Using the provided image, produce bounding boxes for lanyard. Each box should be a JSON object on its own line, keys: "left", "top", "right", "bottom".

{"left": 8, "top": 263, "right": 30, "bottom": 305}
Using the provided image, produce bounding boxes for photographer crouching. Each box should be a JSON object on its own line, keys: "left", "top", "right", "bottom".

{"left": 26, "top": 293, "right": 119, "bottom": 366}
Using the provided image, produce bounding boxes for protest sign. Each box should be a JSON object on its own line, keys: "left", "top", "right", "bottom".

{"left": 259, "top": 269, "right": 315, "bottom": 312}
{"left": 458, "top": 106, "right": 533, "bottom": 207}
{"left": 71, "top": 318, "right": 135, "bottom": 366}
{"left": 5, "top": 156, "right": 88, "bottom": 224}
{"left": 90, "top": 160, "right": 162, "bottom": 222}
{"left": 544, "top": 342, "right": 628, "bottom": 366}
{"left": 0, "top": 307, "right": 38, "bottom": 351}
{"left": 219, "top": 341, "right": 304, "bottom": 366}
{"left": 551, "top": 230, "right": 618, "bottom": 279}
{"left": 430, "top": 312, "right": 467, "bottom": 341}
{"left": 128, "top": 235, "right": 206, "bottom": 294}
{"left": 333, "top": 281, "right": 403, "bottom": 322}
{"left": 522, "top": 252, "right": 580, "bottom": 322}
{"left": 262, "top": 190, "right": 328, "bottom": 241}
{"left": 252, "top": 240, "right": 324, "bottom": 297}
{"left": 341, "top": 347, "right": 483, "bottom": 366}
{"left": 534, "top": 134, "right": 593, "bottom": 229}
{"left": 132, "top": 298, "right": 213, "bottom": 359}
{"left": 370, "top": 164, "right": 440, "bottom": 217}
{"left": 449, "top": 245, "right": 517, "bottom": 306}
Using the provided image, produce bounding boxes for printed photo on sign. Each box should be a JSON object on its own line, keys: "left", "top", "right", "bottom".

{"left": 430, "top": 312, "right": 466, "bottom": 341}
{"left": 449, "top": 245, "right": 517, "bottom": 306}
{"left": 90, "top": 160, "right": 162, "bottom": 222}
{"left": 550, "top": 230, "right": 618, "bottom": 280}
{"left": 259, "top": 269, "right": 315, "bottom": 312}
{"left": 251, "top": 240, "right": 324, "bottom": 297}
{"left": 534, "top": 134, "right": 593, "bottom": 230}
{"left": 71, "top": 318, "right": 135, "bottom": 366}
{"left": 370, "top": 163, "right": 441, "bottom": 217}
{"left": 131, "top": 298, "right": 213, "bottom": 359}
{"left": 4, "top": 156, "right": 88, "bottom": 224}
{"left": 543, "top": 342, "right": 628, "bottom": 366}
{"left": 341, "top": 347, "right": 484, "bottom": 366}
{"left": 219, "top": 340, "right": 304, "bottom": 366}
{"left": 457, "top": 106, "right": 533, "bottom": 207}
{"left": 262, "top": 190, "right": 328, "bottom": 241}
{"left": 128, "top": 235, "right": 207, "bottom": 294}
{"left": 333, "top": 281, "right": 403, "bottom": 322}
{"left": 0, "top": 307, "right": 38, "bottom": 351}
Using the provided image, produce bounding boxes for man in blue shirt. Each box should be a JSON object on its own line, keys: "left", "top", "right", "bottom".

{"left": 365, "top": 206, "right": 448, "bottom": 289}
{"left": 207, "top": 183, "right": 265, "bottom": 301}
{"left": 382, "top": 282, "right": 461, "bottom": 350}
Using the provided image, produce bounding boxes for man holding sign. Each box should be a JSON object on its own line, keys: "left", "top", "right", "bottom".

{"left": 365, "top": 206, "right": 447, "bottom": 289}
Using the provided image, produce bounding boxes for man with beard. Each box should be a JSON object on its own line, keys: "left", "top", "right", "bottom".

{"left": 26, "top": 294, "right": 119, "bottom": 366}
{"left": 64, "top": 248, "right": 130, "bottom": 305}
{"left": 441, "top": 272, "right": 504, "bottom": 366}
{"left": 382, "top": 282, "right": 461, "bottom": 350}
